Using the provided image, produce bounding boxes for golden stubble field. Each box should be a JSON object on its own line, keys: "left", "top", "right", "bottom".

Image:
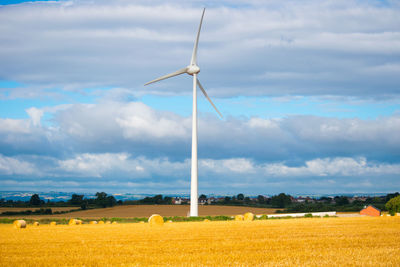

{"left": 0, "top": 205, "right": 280, "bottom": 219}
{"left": 1, "top": 216, "right": 399, "bottom": 266}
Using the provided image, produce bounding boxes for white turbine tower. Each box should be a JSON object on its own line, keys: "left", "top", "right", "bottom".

{"left": 144, "top": 8, "right": 222, "bottom": 217}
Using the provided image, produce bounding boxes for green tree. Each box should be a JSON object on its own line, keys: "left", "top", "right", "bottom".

{"left": 385, "top": 195, "right": 400, "bottom": 216}
{"left": 271, "top": 193, "right": 292, "bottom": 208}
{"left": 29, "top": 194, "right": 41, "bottom": 206}
{"left": 69, "top": 194, "right": 84, "bottom": 205}
{"left": 163, "top": 196, "right": 172, "bottom": 204}
{"left": 153, "top": 195, "right": 163, "bottom": 204}
{"left": 95, "top": 192, "right": 108, "bottom": 208}
{"left": 334, "top": 196, "right": 349, "bottom": 206}
{"left": 385, "top": 192, "right": 399, "bottom": 203}
{"left": 80, "top": 200, "right": 88, "bottom": 210}
{"left": 237, "top": 193, "right": 244, "bottom": 201}
{"left": 257, "top": 195, "right": 265, "bottom": 204}
{"left": 106, "top": 195, "right": 117, "bottom": 207}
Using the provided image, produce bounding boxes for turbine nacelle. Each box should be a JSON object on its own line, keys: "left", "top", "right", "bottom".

{"left": 186, "top": 65, "right": 200, "bottom": 75}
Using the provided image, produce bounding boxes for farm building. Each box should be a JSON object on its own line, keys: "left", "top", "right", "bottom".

{"left": 360, "top": 205, "right": 381, "bottom": 217}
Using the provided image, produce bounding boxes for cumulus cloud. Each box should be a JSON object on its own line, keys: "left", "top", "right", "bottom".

{"left": 0, "top": 118, "right": 30, "bottom": 134}
{"left": 0, "top": 0, "right": 399, "bottom": 98}
{"left": 0, "top": 99, "right": 398, "bottom": 193}
{"left": 0, "top": 152, "right": 399, "bottom": 193}
{"left": 263, "top": 157, "right": 400, "bottom": 177}
{"left": 26, "top": 107, "right": 44, "bottom": 126}
{"left": 1, "top": 0, "right": 399, "bottom": 194}
{"left": 0, "top": 154, "right": 37, "bottom": 175}
{"left": 1, "top": 101, "right": 399, "bottom": 164}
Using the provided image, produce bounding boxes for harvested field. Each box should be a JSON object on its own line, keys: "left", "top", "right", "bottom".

{"left": 1, "top": 216, "right": 399, "bottom": 266}
{"left": 0, "top": 205, "right": 280, "bottom": 219}
{"left": 0, "top": 207, "right": 79, "bottom": 213}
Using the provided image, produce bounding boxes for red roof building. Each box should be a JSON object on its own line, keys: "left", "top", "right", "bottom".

{"left": 360, "top": 205, "right": 381, "bottom": 217}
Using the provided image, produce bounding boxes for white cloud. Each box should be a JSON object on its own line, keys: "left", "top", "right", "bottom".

{"left": 116, "top": 102, "right": 190, "bottom": 140}
{"left": 200, "top": 158, "right": 255, "bottom": 174}
{"left": 0, "top": 154, "right": 37, "bottom": 175}
{"left": 1, "top": 101, "right": 400, "bottom": 164}
{"left": 26, "top": 107, "right": 44, "bottom": 126}
{"left": 0, "top": 118, "right": 30, "bottom": 134}
{"left": 1, "top": 151, "right": 399, "bottom": 193}
{"left": 263, "top": 157, "right": 400, "bottom": 177}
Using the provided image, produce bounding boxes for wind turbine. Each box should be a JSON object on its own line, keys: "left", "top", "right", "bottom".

{"left": 144, "top": 8, "right": 222, "bottom": 216}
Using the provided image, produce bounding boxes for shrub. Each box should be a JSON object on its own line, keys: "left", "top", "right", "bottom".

{"left": 386, "top": 196, "right": 400, "bottom": 216}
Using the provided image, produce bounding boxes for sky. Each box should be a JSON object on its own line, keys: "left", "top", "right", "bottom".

{"left": 0, "top": 0, "right": 399, "bottom": 195}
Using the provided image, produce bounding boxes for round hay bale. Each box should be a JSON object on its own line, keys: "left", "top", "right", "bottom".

{"left": 139, "top": 221, "right": 145, "bottom": 224}
{"left": 166, "top": 220, "right": 173, "bottom": 223}
{"left": 50, "top": 221, "right": 57, "bottom": 226}
{"left": 235, "top": 215, "right": 244, "bottom": 221}
{"left": 33, "top": 221, "right": 39, "bottom": 226}
{"left": 105, "top": 221, "right": 111, "bottom": 224}
{"left": 112, "top": 221, "right": 117, "bottom": 224}
{"left": 148, "top": 214, "right": 164, "bottom": 226}
{"left": 13, "top": 220, "right": 26, "bottom": 229}
{"left": 98, "top": 221, "right": 105, "bottom": 225}
{"left": 68, "top": 219, "right": 77, "bottom": 225}
{"left": 244, "top": 212, "right": 254, "bottom": 221}
{"left": 76, "top": 219, "right": 83, "bottom": 225}
{"left": 203, "top": 219, "right": 210, "bottom": 222}
{"left": 89, "top": 221, "right": 98, "bottom": 225}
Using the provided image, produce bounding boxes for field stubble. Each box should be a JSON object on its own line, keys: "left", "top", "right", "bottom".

{"left": 0, "top": 205, "right": 280, "bottom": 219}
{"left": 0, "top": 216, "right": 399, "bottom": 266}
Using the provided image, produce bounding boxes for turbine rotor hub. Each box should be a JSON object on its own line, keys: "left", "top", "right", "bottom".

{"left": 187, "top": 65, "right": 200, "bottom": 75}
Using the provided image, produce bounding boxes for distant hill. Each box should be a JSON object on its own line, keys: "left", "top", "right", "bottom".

{"left": 0, "top": 191, "right": 389, "bottom": 202}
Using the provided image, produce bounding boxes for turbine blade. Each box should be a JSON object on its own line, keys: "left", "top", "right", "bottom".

{"left": 197, "top": 78, "right": 223, "bottom": 118}
{"left": 144, "top": 67, "right": 188, "bottom": 86}
{"left": 190, "top": 8, "right": 205, "bottom": 66}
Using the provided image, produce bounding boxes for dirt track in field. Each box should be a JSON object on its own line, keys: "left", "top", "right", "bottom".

{"left": 1, "top": 205, "right": 280, "bottom": 219}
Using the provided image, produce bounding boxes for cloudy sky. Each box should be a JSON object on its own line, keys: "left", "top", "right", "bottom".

{"left": 0, "top": 0, "right": 399, "bottom": 195}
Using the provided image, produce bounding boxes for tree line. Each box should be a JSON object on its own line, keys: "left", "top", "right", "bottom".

{"left": 1, "top": 192, "right": 399, "bottom": 214}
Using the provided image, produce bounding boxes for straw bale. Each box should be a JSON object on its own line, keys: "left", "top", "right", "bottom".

{"left": 235, "top": 215, "right": 244, "bottom": 221}
{"left": 112, "top": 221, "right": 117, "bottom": 224}
{"left": 69, "top": 219, "right": 82, "bottom": 225}
{"left": 203, "top": 219, "right": 210, "bottom": 222}
{"left": 98, "top": 221, "right": 105, "bottom": 225}
{"left": 33, "top": 221, "right": 40, "bottom": 226}
{"left": 89, "top": 221, "right": 98, "bottom": 224}
{"left": 148, "top": 214, "right": 164, "bottom": 226}
{"left": 50, "top": 221, "right": 57, "bottom": 226}
{"left": 244, "top": 212, "right": 254, "bottom": 221}
{"left": 13, "top": 220, "right": 26, "bottom": 229}
{"left": 105, "top": 221, "right": 111, "bottom": 224}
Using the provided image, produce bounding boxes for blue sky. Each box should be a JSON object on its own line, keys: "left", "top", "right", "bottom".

{"left": 0, "top": 0, "right": 399, "bottom": 195}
